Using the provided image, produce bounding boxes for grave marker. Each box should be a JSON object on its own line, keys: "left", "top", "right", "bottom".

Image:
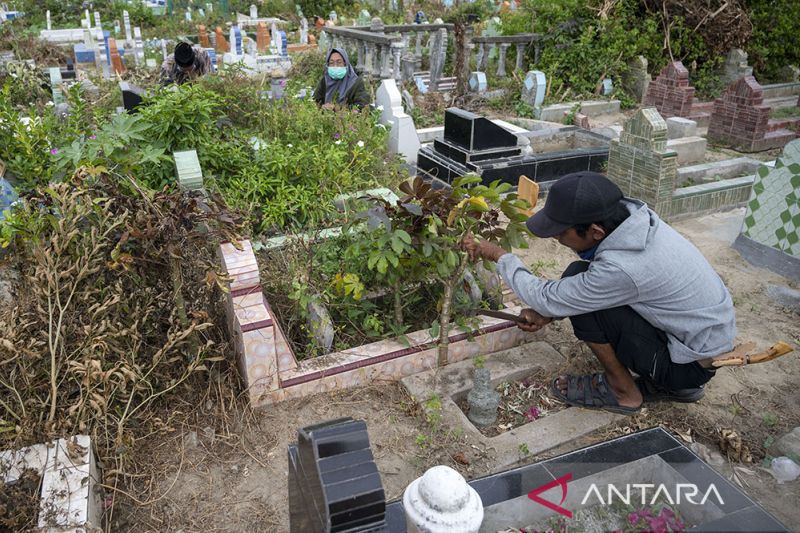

{"left": 108, "top": 38, "right": 126, "bottom": 75}
{"left": 123, "top": 11, "right": 133, "bottom": 48}
{"left": 133, "top": 27, "right": 144, "bottom": 65}
{"left": 521, "top": 70, "right": 546, "bottom": 107}
{"left": 256, "top": 22, "right": 269, "bottom": 53}
{"left": 48, "top": 67, "right": 64, "bottom": 105}
{"left": 734, "top": 140, "right": 800, "bottom": 279}
{"left": 468, "top": 71, "right": 487, "bottom": 94}
{"left": 721, "top": 48, "right": 752, "bottom": 87}
{"left": 173, "top": 150, "right": 204, "bottom": 191}
{"left": 300, "top": 18, "right": 308, "bottom": 45}
{"left": 230, "top": 25, "right": 242, "bottom": 56}
{"left": 249, "top": 4, "right": 257, "bottom": 19}
{"left": 375, "top": 79, "right": 421, "bottom": 164}
{"left": 606, "top": 107, "right": 677, "bottom": 212}
{"left": 198, "top": 25, "right": 210, "bottom": 48}
{"left": 644, "top": 61, "right": 695, "bottom": 118}
{"left": 707, "top": 76, "right": 796, "bottom": 152}
{"left": 623, "top": 55, "right": 651, "bottom": 103}
{"left": 215, "top": 27, "right": 229, "bottom": 54}
{"left": 46, "top": 10, "right": 51, "bottom": 30}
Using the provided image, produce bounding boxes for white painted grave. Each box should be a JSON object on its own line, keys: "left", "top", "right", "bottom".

{"left": 376, "top": 79, "right": 421, "bottom": 164}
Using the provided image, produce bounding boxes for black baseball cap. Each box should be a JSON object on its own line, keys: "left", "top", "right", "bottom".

{"left": 175, "top": 42, "right": 195, "bottom": 67}
{"left": 526, "top": 172, "right": 623, "bottom": 238}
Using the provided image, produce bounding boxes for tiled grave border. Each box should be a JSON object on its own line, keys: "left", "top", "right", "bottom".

{"left": 0, "top": 435, "right": 101, "bottom": 532}
{"left": 220, "top": 240, "right": 536, "bottom": 407}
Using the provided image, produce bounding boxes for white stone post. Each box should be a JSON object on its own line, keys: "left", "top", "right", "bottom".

{"left": 46, "top": 10, "right": 51, "bottom": 30}
{"left": 123, "top": 11, "right": 132, "bottom": 48}
{"left": 161, "top": 39, "right": 168, "bottom": 61}
{"left": 134, "top": 27, "right": 144, "bottom": 66}
{"left": 515, "top": 43, "right": 526, "bottom": 71}
{"left": 300, "top": 18, "right": 308, "bottom": 45}
{"left": 250, "top": 4, "right": 257, "bottom": 19}
{"left": 403, "top": 466, "right": 483, "bottom": 533}
{"left": 476, "top": 43, "right": 485, "bottom": 71}
{"left": 497, "top": 43, "right": 510, "bottom": 77}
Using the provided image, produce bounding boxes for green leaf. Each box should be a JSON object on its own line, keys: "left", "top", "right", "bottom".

{"left": 385, "top": 251, "right": 399, "bottom": 268}
{"left": 368, "top": 250, "right": 381, "bottom": 270}
{"left": 377, "top": 255, "right": 388, "bottom": 274}
{"left": 395, "top": 229, "right": 412, "bottom": 244}
{"left": 423, "top": 242, "right": 433, "bottom": 257}
{"left": 453, "top": 175, "right": 482, "bottom": 188}
{"left": 429, "top": 321, "right": 440, "bottom": 338}
{"left": 391, "top": 236, "right": 404, "bottom": 255}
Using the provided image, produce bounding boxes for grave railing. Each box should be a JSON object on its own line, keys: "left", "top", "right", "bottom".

{"left": 470, "top": 33, "right": 543, "bottom": 78}
{"left": 322, "top": 26, "right": 404, "bottom": 80}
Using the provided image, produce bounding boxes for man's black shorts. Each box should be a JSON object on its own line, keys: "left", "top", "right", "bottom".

{"left": 562, "top": 261, "right": 715, "bottom": 390}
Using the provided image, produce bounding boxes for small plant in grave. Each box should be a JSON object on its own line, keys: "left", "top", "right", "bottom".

{"left": 344, "top": 174, "right": 530, "bottom": 366}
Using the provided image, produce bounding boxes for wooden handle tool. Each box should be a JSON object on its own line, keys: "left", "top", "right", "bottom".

{"left": 475, "top": 309, "right": 526, "bottom": 324}
{"left": 711, "top": 341, "right": 794, "bottom": 367}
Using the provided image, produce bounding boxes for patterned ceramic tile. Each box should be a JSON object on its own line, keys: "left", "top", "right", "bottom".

{"left": 742, "top": 139, "right": 800, "bottom": 257}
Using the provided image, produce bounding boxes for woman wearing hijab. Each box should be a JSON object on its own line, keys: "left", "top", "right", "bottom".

{"left": 313, "top": 47, "right": 371, "bottom": 109}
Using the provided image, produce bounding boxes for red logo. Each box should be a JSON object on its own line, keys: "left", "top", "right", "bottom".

{"left": 527, "top": 473, "right": 573, "bottom": 518}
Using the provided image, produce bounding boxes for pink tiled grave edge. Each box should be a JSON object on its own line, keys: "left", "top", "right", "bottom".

{"left": 220, "top": 240, "right": 536, "bottom": 407}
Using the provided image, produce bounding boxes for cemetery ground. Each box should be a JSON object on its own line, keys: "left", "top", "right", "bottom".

{"left": 103, "top": 208, "right": 800, "bottom": 532}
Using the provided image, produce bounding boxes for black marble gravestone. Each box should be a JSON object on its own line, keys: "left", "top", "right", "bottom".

{"left": 119, "top": 81, "right": 146, "bottom": 113}
{"left": 288, "top": 417, "right": 388, "bottom": 532}
{"left": 418, "top": 109, "right": 608, "bottom": 189}
{"left": 61, "top": 59, "right": 76, "bottom": 80}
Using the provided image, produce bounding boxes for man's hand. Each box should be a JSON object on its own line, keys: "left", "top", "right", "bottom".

{"left": 517, "top": 308, "right": 552, "bottom": 333}
{"left": 460, "top": 233, "right": 507, "bottom": 263}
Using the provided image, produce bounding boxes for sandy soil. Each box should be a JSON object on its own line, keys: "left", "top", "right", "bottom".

{"left": 116, "top": 208, "right": 800, "bottom": 532}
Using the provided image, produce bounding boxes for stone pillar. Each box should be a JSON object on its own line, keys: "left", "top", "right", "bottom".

{"left": 46, "top": 10, "right": 51, "bottom": 30}
{"left": 415, "top": 31, "right": 423, "bottom": 67}
{"left": 249, "top": 4, "right": 257, "bottom": 19}
{"left": 515, "top": 43, "right": 525, "bottom": 71}
{"left": 496, "top": 43, "right": 510, "bottom": 77}
{"left": 364, "top": 42, "right": 375, "bottom": 77}
{"left": 392, "top": 42, "right": 404, "bottom": 81}
{"left": 356, "top": 40, "right": 365, "bottom": 71}
{"left": 475, "top": 43, "right": 485, "bottom": 71}
{"left": 403, "top": 466, "right": 483, "bottom": 533}
{"left": 380, "top": 44, "right": 392, "bottom": 79}
{"left": 402, "top": 54, "right": 416, "bottom": 81}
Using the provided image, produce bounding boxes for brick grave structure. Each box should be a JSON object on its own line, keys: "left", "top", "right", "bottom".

{"left": 607, "top": 107, "right": 753, "bottom": 218}
{"left": 606, "top": 107, "right": 677, "bottom": 213}
{"left": 707, "top": 76, "right": 796, "bottom": 152}
{"left": 644, "top": 61, "right": 710, "bottom": 125}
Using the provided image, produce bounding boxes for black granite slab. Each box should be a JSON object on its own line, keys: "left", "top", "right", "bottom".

{"left": 444, "top": 108, "right": 518, "bottom": 151}
{"left": 289, "top": 418, "right": 388, "bottom": 532}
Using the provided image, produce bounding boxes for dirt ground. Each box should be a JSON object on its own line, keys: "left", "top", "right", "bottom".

{"left": 116, "top": 207, "right": 800, "bottom": 532}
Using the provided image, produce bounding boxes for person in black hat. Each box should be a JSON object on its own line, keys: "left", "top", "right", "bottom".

{"left": 160, "top": 41, "right": 212, "bottom": 86}
{"left": 462, "top": 171, "right": 736, "bottom": 415}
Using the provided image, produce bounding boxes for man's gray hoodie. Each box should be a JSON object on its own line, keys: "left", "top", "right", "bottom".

{"left": 496, "top": 199, "right": 736, "bottom": 364}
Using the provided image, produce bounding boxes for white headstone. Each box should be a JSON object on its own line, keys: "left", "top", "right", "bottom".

{"left": 114, "top": 20, "right": 121, "bottom": 35}
{"left": 46, "top": 10, "right": 51, "bottom": 30}
{"left": 522, "top": 70, "right": 546, "bottom": 107}
{"left": 329, "top": 11, "right": 337, "bottom": 22}
{"left": 85, "top": 10, "right": 91, "bottom": 28}
{"left": 123, "top": 11, "right": 132, "bottom": 47}
{"left": 93, "top": 12, "right": 101, "bottom": 29}
{"left": 206, "top": 3, "right": 213, "bottom": 13}
{"left": 300, "top": 18, "right": 308, "bottom": 45}
{"left": 250, "top": 5, "right": 257, "bottom": 19}
{"left": 134, "top": 27, "right": 144, "bottom": 65}
{"left": 199, "top": 8, "right": 205, "bottom": 17}
{"left": 161, "top": 39, "right": 168, "bottom": 61}
{"left": 375, "top": 79, "right": 421, "bottom": 164}
{"left": 403, "top": 466, "right": 483, "bottom": 533}
{"left": 185, "top": 8, "right": 192, "bottom": 21}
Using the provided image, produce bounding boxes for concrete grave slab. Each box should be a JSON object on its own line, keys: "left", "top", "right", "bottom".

{"left": 400, "top": 343, "right": 622, "bottom": 471}
{"left": 666, "top": 117, "right": 698, "bottom": 139}
{"left": 666, "top": 136, "right": 707, "bottom": 165}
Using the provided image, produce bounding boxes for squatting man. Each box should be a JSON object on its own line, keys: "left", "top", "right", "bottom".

{"left": 462, "top": 171, "right": 736, "bottom": 414}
